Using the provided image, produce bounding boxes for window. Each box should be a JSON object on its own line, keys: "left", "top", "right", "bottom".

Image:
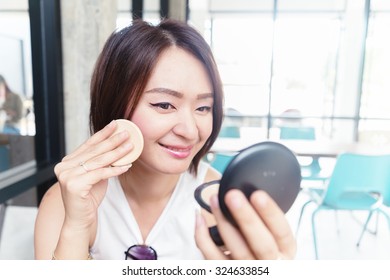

{"left": 0, "top": 1, "right": 36, "bottom": 191}
{"left": 190, "top": 0, "right": 390, "bottom": 145}
{"left": 359, "top": 0, "right": 390, "bottom": 145}
{"left": 117, "top": 0, "right": 161, "bottom": 29}
{"left": 0, "top": 0, "right": 65, "bottom": 205}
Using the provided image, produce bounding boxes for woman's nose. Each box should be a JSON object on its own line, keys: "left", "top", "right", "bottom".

{"left": 173, "top": 111, "right": 198, "bottom": 139}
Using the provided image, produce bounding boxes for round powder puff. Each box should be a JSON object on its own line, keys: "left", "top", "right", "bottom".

{"left": 111, "top": 119, "right": 144, "bottom": 167}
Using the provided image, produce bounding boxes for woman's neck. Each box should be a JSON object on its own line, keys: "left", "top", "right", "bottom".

{"left": 119, "top": 162, "right": 181, "bottom": 205}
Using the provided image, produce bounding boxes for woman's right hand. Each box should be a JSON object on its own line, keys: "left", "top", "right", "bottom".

{"left": 54, "top": 120, "right": 134, "bottom": 231}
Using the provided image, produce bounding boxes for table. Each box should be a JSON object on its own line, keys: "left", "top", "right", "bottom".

{"left": 211, "top": 138, "right": 390, "bottom": 157}
{"left": 211, "top": 138, "right": 390, "bottom": 182}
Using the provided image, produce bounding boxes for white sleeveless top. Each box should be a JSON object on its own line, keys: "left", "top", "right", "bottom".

{"left": 90, "top": 161, "right": 209, "bottom": 260}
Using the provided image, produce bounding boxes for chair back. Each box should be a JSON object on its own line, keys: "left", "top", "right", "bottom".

{"left": 384, "top": 187, "right": 390, "bottom": 206}
{"left": 219, "top": 126, "right": 240, "bottom": 138}
{"left": 279, "top": 126, "right": 320, "bottom": 180}
{"left": 280, "top": 126, "right": 316, "bottom": 140}
{"left": 322, "top": 153, "right": 390, "bottom": 208}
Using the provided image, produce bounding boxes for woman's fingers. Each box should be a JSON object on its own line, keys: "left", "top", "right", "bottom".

{"left": 250, "top": 190, "right": 297, "bottom": 258}
{"left": 223, "top": 190, "right": 279, "bottom": 259}
{"left": 59, "top": 164, "right": 132, "bottom": 194}
{"left": 75, "top": 140, "right": 134, "bottom": 172}
{"left": 55, "top": 130, "right": 133, "bottom": 177}
{"left": 209, "top": 195, "right": 256, "bottom": 260}
{"left": 63, "top": 120, "right": 117, "bottom": 161}
{"left": 194, "top": 210, "right": 228, "bottom": 260}
{"left": 69, "top": 130, "right": 131, "bottom": 168}
{"left": 197, "top": 189, "right": 296, "bottom": 260}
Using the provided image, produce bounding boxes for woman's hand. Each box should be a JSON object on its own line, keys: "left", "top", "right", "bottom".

{"left": 195, "top": 189, "right": 296, "bottom": 260}
{"left": 54, "top": 120, "right": 134, "bottom": 231}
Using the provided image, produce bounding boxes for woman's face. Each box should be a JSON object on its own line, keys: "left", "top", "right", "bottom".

{"left": 131, "top": 46, "right": 214, "bottom": 174}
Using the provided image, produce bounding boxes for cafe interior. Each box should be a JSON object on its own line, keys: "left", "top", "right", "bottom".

{"left": 0, "top": 0, "right": 389, "bottom": 260}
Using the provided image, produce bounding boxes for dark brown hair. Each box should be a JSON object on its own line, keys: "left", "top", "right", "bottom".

{"left": 90, "top": 19, "right": 224, "bottom": 174}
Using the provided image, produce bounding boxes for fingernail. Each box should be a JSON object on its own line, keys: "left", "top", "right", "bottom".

{"left": 119, "top": 130, "right": 129, "bottom": 138}
{"left": 254, "top": 191, "right": 268, "bottom": 208}
{"left": 122, "top": 163, "right": 132, "bottom": 170}
{"left": 228, "top": 191, "right": 243, "bottom": 209}
{"left": 113, "top": 163, "right": 132, "bottom": 170}
{"left": 122, "top": 142, "right": 133, "bottom": 150}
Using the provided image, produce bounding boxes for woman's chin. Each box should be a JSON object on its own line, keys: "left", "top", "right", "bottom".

{"left": 155, "top": 160, "right": 193, "bottom": 175}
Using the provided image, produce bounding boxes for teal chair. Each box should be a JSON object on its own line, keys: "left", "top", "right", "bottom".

{"left": 218, "top": 126, "right": 240, "bottom": 138}
{"left": 209, "top": 125, "right": 240, "bottom": 173}
{"left": 206, "top": 152, "right": 236, "bottom": 174}
{"left": 279, "top": 126, "right": 327, "bottom": 182}
{"left": 280, "top": 126, "right": 315, "bottom": 140}
{"left": 357, "top": 178, "right": 390, "bottom": 246}
{"left": 295, "top": 153, "right": 390, "bottom": 259}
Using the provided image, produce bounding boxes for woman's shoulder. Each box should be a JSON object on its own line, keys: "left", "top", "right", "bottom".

{"left": 34, "top": 182, "right": 65, "bottom": 259}
{"left": 39, "top": 182, "right": 63, "bottom": 209}
{"left": 198, "top": 160, "right": 221, "bottom": 183}
{"left": 203, "top": 165, "right": 221, "bottom": 183}
{"left": 35, "top": 182, "right": 65, "bottom": 228}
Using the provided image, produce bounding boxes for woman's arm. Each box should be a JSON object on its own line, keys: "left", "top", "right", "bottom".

{"left": 34, "top": 121, "right": 134, "bottom": 260}
{"left": 34, "top": 183, "right": 92, "bottom": 260}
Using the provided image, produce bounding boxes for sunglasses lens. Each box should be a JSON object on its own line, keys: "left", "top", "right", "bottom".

{"left": 126, "top": 245, "right": 157, "bottom": 260}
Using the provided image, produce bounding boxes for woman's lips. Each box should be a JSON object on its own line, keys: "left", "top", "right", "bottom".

{"left": 159, "top": 143, "right": 193, "bottom": 159}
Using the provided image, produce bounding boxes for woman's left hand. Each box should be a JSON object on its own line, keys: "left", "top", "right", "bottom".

{"left": 195, "top": 189, "right": 296, "bottom": 260}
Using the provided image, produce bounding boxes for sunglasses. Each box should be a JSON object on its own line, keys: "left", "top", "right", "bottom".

{"left": 124, "top": 244, "right": 157, "bottom": 260}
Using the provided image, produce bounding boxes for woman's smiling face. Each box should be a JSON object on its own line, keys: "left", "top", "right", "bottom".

{"left": 131, "top": 46, "right": 214, "bottom": 174}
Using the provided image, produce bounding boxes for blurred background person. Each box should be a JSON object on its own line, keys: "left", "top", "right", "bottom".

{"left": 0, "top": 74, "right": 24, "bottom": 134}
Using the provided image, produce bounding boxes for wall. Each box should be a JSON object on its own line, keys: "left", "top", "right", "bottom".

{"left": 61, "top": 0, "right": 117, "bottom": 153}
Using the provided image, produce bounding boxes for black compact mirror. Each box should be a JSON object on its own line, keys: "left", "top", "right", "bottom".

{"left": 195, "top": 141, "right": 301, "bottom": 245}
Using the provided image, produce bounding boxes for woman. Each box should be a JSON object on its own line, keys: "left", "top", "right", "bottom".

{"left": 34, "top": 19, "right": 296, "bottom": 260}
{"left": 0, "top": 74, "right": 24, "bottom": 134}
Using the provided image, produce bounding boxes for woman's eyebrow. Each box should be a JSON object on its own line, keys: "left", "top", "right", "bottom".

{"left": 145, "top": 87, "right": 213, "bottom": 100}
{"left": 145, "top": 87, "right": 183, "bottom": 98}
{"left": 197, "top": 93, "right": 214, "bottom": 100}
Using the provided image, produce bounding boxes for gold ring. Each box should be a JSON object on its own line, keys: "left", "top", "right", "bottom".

{"left": 79, "top": 161, "right": 89, "bottom": 172}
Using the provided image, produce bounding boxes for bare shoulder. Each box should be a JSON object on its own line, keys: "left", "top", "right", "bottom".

{"left": 203, "top": 165, "right": 222, "bottom": 183}
{"left": 38, "top": 182, "right": 64, "bottom": 214}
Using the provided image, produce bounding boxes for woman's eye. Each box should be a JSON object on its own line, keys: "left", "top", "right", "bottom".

{"left": 150, "top": 102, "right": 174, "bottom": 110}
{"left": 197, "top": 106, "right": 212, "bottom": 113}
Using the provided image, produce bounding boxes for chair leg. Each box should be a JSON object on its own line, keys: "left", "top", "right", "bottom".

{"left": 295, "top": 200, "right": 313, "bottom": 237}
{"left": 350, "top": 210, "right": 379, "bottom": 235}
{"left": 374, "top": 211, "right": 380, "bottom": 234}
{"left": 311, "top": 209, "right": 319, "bottom": 260}
{"left": 356, "top": 210, "right": 375, "bottom": 247}
{"left": 357, "top": 208, "right": 390, "bottom": 247}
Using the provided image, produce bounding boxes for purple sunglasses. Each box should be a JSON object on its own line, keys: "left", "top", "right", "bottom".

{"left": 124, "top": 244, "right": 157, "bottom": 260}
